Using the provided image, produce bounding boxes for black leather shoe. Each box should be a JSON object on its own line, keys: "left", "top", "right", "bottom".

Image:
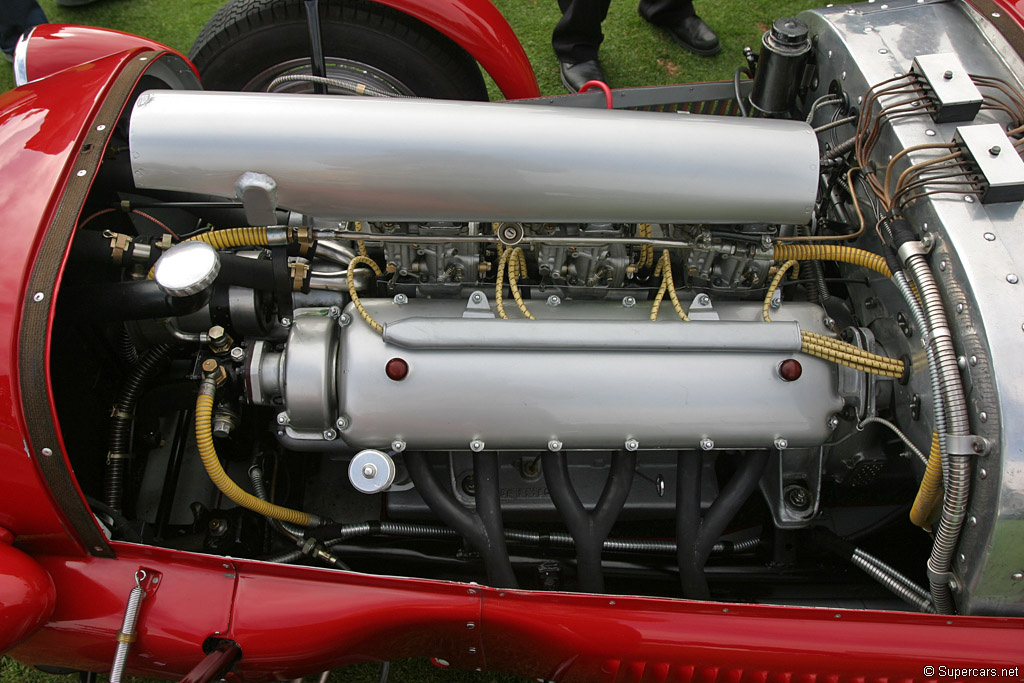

{"left": 559, "top": 59, "right": 607, "bottom": 93}
{"left": 660, "top": 16, "right": 721, "bottom": 56}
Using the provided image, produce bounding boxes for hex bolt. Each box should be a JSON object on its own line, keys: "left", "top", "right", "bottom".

{"left": 328, "top": 306, "right": 342, "bottom": 319}
{"left": 471, "top": 292, "right": 483, "bottom": 304}
{"left": 943, "top": 69, "right": 954, "bottom": 79}
{"left": 622, "top": 296, "right": 637, "bottom": 308}
{"left": 280, "top": 317, "right": 291, "bottom": 328}
{"left": 229, "top": 347, "right": 246, "bottom": 362}
{"left": 774, "top": 437, "right": 789, "bottom": 450}
{"left": 989, "top": 145, "right": 1001, "bottom": 156}
{"left": 391, "top": 439, "right": 406, "bottom": 453}
{"left": 362, "top": 464, "right": 378, "bottom": 479}
{"left": 785, "top": 486, "right": 811, "bottom": 511}
{"left": 698, "top": 294, "right": 711, "bottom": 306}
{"left": 547, "top": 439, "right": 563, "bottom": 452}
{"left": 322, "top": 429, "right": 337, "bottom": 441}
{"left": 394, "top": 293, "right": 409, "bottom": 304}
{"left": 827, "top": 415, "right": 840, "bottom": 430}
{"left": 547, "top": 295, "right": 561, "bottom": 307}
{"left": 624, "top": 438, "right": 639, "bottom": 452}
{"left": 469, "top": 439, "right": 485, "bottom": 452}
{"left": 339, "top": 313, "right": 352, "bottom": 326}
{"left": 699, "top": 438, "right": 714, "bottom": 451}
{"left": 276, "top": 412, "right": 289, "bottom": 425}
{"left": 336, "top": 416, "right": 350, "bottom": 430}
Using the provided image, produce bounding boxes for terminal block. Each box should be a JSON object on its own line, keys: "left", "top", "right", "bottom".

{"left": 954, "top": 124, "right": 1024, "bottom": 204}
{"left": 911, "top": 53, "right": 983, "bottom": 123}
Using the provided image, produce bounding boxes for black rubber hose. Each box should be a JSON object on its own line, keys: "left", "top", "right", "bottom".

{"left": 542, "top": 451, "right": 636, "bottom": 593}
{"left": 404, "top": 452, "right": 516, "bottom": 588}
{"left": 74, "top": 280, "right": 208, "bottom": 321}
{"left": 215, "top": 253, "right": 278, "bottom": 291}
{"left": 676, "top": 452, "right": 706, "bottom": 598}
{"left": 104, "top": 344, "right": 172, "bottom": 511}
{"left": 471, "top": 454, "right": 517, "bottom": 588}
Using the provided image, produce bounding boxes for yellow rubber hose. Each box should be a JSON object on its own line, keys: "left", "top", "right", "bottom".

{"left": 186, "top": 227, "right": 269, "bottom": 249}
{"left": 195, "top": 382, "right": 311, "bottom": 526}
{"left": 910, "top": 432, "right": 943, "bottom": 529}
{"left": 773, "top": 244, "right": 892, "bottom": 279}
{"left": 347, "top": 256, "right": 384, "bottom": 334}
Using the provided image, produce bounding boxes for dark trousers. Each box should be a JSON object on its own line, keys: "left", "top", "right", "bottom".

{"left": 553, "top": 0, "right": 696, "bottom": 62}
{"left": 0, "top": 0, "right": 46, "bottom": 54}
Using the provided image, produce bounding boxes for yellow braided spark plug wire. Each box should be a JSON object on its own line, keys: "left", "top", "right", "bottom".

{"left": 347, "top": 255, "right": 384, "bottom": 334}
{"left": 508, "top": 248, "right": 536, "bottom": 320}
{"left": 637, "top": 224, "right": 654, "bottom": 269}
{"left": 650, "top": 250, "right": 689, "bottom": 321}
{"left": 354, "top": 221, "right": 368, "bottom": 258}
{"left": 773, "top": 244, "right": 891, "bottom": 278}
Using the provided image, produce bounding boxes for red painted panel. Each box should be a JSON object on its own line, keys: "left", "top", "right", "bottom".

{"left": 373, "top": 0, "right": 539, "bottom": 99}
{"left": 0, "top": 533, "right": 56, "bottom": 654}
{"left": 20, "top": 25, "right": 191, "bottom": 85}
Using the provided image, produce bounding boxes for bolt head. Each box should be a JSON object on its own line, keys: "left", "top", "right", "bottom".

{"left": 394, "top": 293, "right": 409, "bottom": 304}
{"left": 276, "top": 412, "right": 289, "bottom": 425}
{"left": 699, "top": 438, "right": 714, "bottom": 451}
{"left": 328, "top": 305, "right": 342, "bottom": 318}
{"left": 472, "top": 293, "right": 483, "bottom": 303}
{"left": 391, "top": 439, "right": 406, "bottom": 453}
{"left": 698, "top": 294, "right": 711, "bottom": 306}
{"left": 827, "top": 415, "right": 840, "bottom": 430}
{"left": 979, "top": 468, "right": 988, "bottom": 479}
{"left": 547, "top": 295, "right": 561, "bottom": 307}
{"left": 230, "top": 347, "right": 246, "bottom": 361}
{"left": 624, "top": 438, "right": 639, "bottom": 452}
{"left": 774, "top": 437, "right": 789, "bottom": 450}
{"left": 1012, "top": 572, "right": 1023, "bottom": 581}
{"left": 280, "top": 317, "right": 291, "bottom": 327}
{"left": 339, "top": 313, "right": 352, "bottom": 326}
{"left": 322, "top": 429, "right": 337, "bottom": 441}
{"left": 622, "top": 296, "right": 637, "bottom": 308}
{"left": 362, "top": 464, "right": 377, "bottom": 479}
{"left": 336, "top": 416, "right": 349, "bottom": 430}
{"left": 547, "top": 439, "right": 562, "bottom": 452}
{"left": 469, "top": 439, "right": 485, "bottom": 452}
{"left": 989, "top": 145, "right": 1001, "bottom": 156}
{"left": 1007, "top": 273, "right": 1019, "bottom": 284}
{"left": 943, "top": 69, "right": 954, "bottom": 79}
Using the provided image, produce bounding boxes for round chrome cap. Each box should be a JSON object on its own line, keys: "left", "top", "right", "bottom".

{"left": 153, "top": 241, "right": 220, "bottom": 297}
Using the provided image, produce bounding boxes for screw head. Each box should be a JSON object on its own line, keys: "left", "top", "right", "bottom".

{"left": 322, "top": 429, "right": 337, "bottom": 441}
{"left": 547, "top": 295, "right": 561, "bottom": 307}
{"left": 547, "top": 439, "right": 562, "bottom": 452}
{"left": 969, "top": 516, "right": 978, "bottom": 526}
{"left": 280, "top": 317, "right": 292, "bottom": 327}
{"left": 979, "top": 468, "right": 988, "bottom": 479}
{"left": 699, "top": 438, "right": 714, "bottom": 451}
{"left": 943, "top": 69, "right": 954, "bottom": 79}
{"left": 41, "top": 448, "right": 53, "bottom": 457}
{"left": 336, "top": 416, "right": 349, "bottom": 430}
{"left": 391, "top": 439, "right": 406, "bottom": 453}
{"left": 827, "top": 415, "right": 840, "bottom": 430}
{"left": 466, "top": 622, "right": 476, "bottom": 630}
{"left": 394, "top": 293, "right": 409, "bottom": 304}
{"left": 624, "top": 438, "right": 639, "bottom": 452}
{"left": 622, "top": 296, "right": 637, "bottom": 308}
{"left": 774, "top": 437, "right": 789, "bottom": 450}
{"left": 469, "top": 439, "right": 485, "bottom": 452}
{"left": 328, "top": 305, "right": 342, "bottom": 319}
{"left": 32, "top": 292, "right": 44, "bottom": 302}
{"left": 989, "top": 145, "right": 1001, "bottom": 156}
{"left": 276, "top": 412, "right": 289, "bottom": 425}
{"left": 1012, "top": 572, "right": 1023, "bottom": 581}
{"left": 1007, "top": 273, "right": 1019, "bottom": 284}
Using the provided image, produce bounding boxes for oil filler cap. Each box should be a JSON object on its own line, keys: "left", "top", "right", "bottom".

{"left": 153, "top": 241, "right": 221, "bottom": 297}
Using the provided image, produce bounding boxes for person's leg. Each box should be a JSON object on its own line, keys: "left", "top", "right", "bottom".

{"left": 552, "top": 0, "right": 612, "bottom": 64}
{"left": 637, "top": 0, "right": 720, "bottom": 56}
{"left": 0, "top": 0, "right": 47, "bottom": 56}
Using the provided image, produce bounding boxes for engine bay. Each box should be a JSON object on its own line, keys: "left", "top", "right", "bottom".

{"left": 47, "top": 0, "right": 1024, "bottom": 617}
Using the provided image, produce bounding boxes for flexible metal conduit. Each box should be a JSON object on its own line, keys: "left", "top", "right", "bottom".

{"left": 904, "top": 252, "right": 971, "bottom": 614}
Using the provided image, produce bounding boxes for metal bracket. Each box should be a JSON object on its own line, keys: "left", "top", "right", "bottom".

{"left": 944, "top": 433, "right": 990, "bottom": 456}
{"left": 897, "top": 240, "right": 929, "bottom": 264}
{"left": 687, "top": 293, "right": 719, "bottom": 320}
{"left": 463, "top": 290, "right": 495, "bottom": 319}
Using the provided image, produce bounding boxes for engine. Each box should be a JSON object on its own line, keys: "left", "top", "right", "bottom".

{"left": 50, "top": 0, "right": 1024, "bottom": 617}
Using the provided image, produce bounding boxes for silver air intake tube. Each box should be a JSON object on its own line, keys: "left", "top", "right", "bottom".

{"left": 128, "top": 91, "right": 819, "bottom": 225}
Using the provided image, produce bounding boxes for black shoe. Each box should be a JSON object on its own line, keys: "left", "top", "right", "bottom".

{"left": 659, "top": 15, "right": 721, "bottom": 56}
{"left": 558, "top": 59, "right": 607, "bottom": 93}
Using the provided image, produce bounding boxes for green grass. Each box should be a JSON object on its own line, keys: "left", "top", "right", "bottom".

{"left": 3, "top": 0, "right": 828, "bottom": 679}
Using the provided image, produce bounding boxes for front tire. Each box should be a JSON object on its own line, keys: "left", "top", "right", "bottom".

{"left": 189, "top": 0, "right": 489, "bottom": 100}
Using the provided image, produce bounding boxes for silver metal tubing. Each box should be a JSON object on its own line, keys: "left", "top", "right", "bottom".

{"left": 130, "top": 91, "right": 820, "bottom": 225}
{"left": 852, "top": 551, "right": 934, "bottom": 613}
{"left": 315, "top": 231, "right": 697, "bottom": 249}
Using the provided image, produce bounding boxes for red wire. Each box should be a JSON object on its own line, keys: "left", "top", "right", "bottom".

{"left": 579, "top": 80, "right": 613, "bottom": 109}
{"left": 133, "top": 210, "right": 181, "bottom": 239}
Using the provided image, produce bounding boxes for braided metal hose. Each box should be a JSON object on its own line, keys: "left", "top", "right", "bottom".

{"left": 905, "top": 253, "right": 971, "bottom": 614}
{"left": 852, "top": 551, "right": 934, "bottom": 613}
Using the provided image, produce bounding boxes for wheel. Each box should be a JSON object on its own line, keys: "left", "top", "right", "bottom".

{"left": 189, "top": 0, "right": 489, "bottom": 100}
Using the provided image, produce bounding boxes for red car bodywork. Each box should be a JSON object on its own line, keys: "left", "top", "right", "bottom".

{"left": 1, "top": 2, "right": 1023, "bottom": 681}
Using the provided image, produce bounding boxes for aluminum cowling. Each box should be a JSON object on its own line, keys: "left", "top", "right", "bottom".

{"left": 128, "top": 91, "right": 819, "bottom": 225}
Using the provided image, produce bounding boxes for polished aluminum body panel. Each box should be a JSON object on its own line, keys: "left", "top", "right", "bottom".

{"left": 128, "top": 91, "right": 820, "bottom": 224}
{"left": 800, "top": 0, "right": 1024, "bottom": 614}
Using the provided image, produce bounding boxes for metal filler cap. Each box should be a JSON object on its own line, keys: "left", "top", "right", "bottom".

{"left": 153, "top": 241, "right": 221, "bottom": 297}
{"left": 349, "top": 449, "right": 397, "bottom": 494}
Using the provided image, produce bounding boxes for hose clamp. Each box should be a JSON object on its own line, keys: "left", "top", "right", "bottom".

{"left": 927, "top": 326, "right": 952, "bottom": 344}
{"left": 266, "top": 227, "right": 289, "bottom": 246}
{"left": 944, "top": 434, "right": 990, "bottom": 456}
{"left": 927, "top": 567, "right": 958, "bottom": 588}
{"left": 897, "top": 240, "right": 928, "bottom": 264}
{"left": 107, "top": 451, "right": 134, "bottom": 462}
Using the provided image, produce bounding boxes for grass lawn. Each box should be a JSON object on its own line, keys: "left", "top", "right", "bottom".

{"left": 3, "top": 0, "right": 831, "bottom": 679}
